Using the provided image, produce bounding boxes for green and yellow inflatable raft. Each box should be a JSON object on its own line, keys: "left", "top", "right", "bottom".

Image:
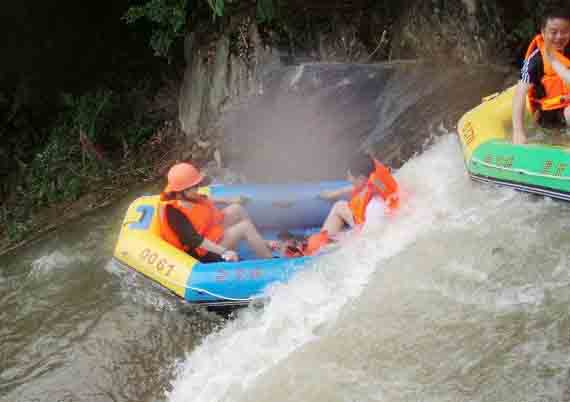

{"left": 457, "top": 85, "right": 570, "bottom": 201}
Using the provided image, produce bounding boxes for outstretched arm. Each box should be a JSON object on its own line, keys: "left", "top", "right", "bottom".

{"left": 209, "top": 195, "right": 250, "bottom": 205}
{"left": 318, "top": 186, "right": 353, "bottom": 201}
{"left": 512, "top": 81, "right": 531, "bottom": 144}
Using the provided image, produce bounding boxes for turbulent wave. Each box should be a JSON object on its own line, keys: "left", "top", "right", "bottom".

{"left": 28, "top": 250, "right": 89, "bottom": 279}
{"left": 167, "top": 134, "right": 570, "bottom": 402}
{"left": 4, "top": 63, "right": 569, "bottom": 402}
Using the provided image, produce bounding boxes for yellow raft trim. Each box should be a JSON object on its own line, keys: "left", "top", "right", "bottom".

{"left": 113, "top": 195, "right": 200, "bottom": 297}
{"left": 457, "top": 85, "right": 536, "bottom": 160}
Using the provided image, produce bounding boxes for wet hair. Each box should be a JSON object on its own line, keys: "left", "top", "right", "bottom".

{"left": 541, "top": 6, "right": 570, "bottom": 29}
{"left": 348, "top": 154, "right": 375, "bottom": 178}
{"left": 160, "top": 191, "right": 178, "bottom": 201}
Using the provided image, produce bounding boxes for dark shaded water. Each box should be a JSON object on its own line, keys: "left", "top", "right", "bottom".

{"left": 0, "top": 195, "right": 225, "bottom": 402}
{"left": 5, "top": 63, "right": 569, "bottom": 402}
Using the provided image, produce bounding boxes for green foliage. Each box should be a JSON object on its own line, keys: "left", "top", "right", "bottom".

{"left": 61, "top": 89, "right": 116, "bottom": 144}
{"left": 1, "top": 83, "right": 163, "bottom": 242}
{"left": 124, "top": 0, "right": 187, "bottom": 57}
{"left": 256, "top": 0, "right": 276, "bottom": 23}
{"left": 28, "top": 134, "right": 78, "bottom": 204}
{"left": 508, "top": 0, "right": 566, "bottom": 45}
{"left": 123, "top": 121, "right": 155, "bottom": 147}
{"left": 511, "top": 18, "right": 537, "bottom": 44}
{"left": 1, "top": 200, "right": 29, "bottom": 242}
{"left": 24, "top": 90, "right": 116, "bottom": 209}
{"left": 206, "top": 0, "right": 224, "bottom": 18}
{"left": 22, "top": 89, "right": 119, "bottom": 209}
{"left": 204, "top": 0, "right": 276, "bottom": 21}
{"left": 124, "top": 0, "right": 278, "bottom": 57}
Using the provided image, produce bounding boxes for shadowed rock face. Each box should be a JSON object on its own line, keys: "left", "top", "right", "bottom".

{"left": 219, "top": 62, "right": 513, "bottom": 182}
{"left": 177, "top": 0, "right": 524, "bottom": 146}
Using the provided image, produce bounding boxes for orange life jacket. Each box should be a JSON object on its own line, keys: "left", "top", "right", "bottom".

{"left": 349, "top": 159, "right": 399, "bottom": 225}
{"left": 159, "top": 197, "right": 224, "bottom": 257}
{"left": 296, "top": 162, "right": 400, "bottom": 258}
{"left": 303, "top": 230, "right": 331, "bottom": 256}
{"left": 525, "top": 34, "right": 570, "bottom": 113}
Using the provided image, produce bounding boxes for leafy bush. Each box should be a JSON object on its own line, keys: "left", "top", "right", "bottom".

{"left": 123, "top": 121, "right": 156, "bottom": 148}
{"left": 124, "top": 0, "right": 188, "bottom": 57}
{"left": 61, "top": 89, "right": 116, "bottom": 145}
{"left": 507, "top": 0, "right": 567, "bottom": 46}
{"left": 0, "top": 81, "right": 165, "bottom": 243}
{"left": 204, "top": 0, "right": 276, "bottom": 22}
{"left": 207, "top": 0, "right": 225, "bottom": 18}
{"left": 24, "top": 90, "right": 117, "bottom": 208}
{"left": 256, "top": 0, "right": 277, "bottom": 23}
{"left": 124, "top": 0, "right": 278, "bottom": 57}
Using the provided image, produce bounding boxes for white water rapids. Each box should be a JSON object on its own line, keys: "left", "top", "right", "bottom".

{"left": 167, "top": 134, "right": 570, "bottom": 402}
{"left": 3, "top": 63, "right": 568, "bottom": 402}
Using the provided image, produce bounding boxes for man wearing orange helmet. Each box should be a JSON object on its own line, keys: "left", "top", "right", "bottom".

{"left": 159, "top": 163, "right": 273, "bottom": 262}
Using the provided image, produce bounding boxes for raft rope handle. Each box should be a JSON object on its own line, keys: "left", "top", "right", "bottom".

{"left": 146, "top": 271, "right": 255, "bottom": 302}
{"left": 187, "top": 286, "right": 254, "bottom": 302}
{"left": 114, "top": 258, "right": 256, "bottom": 302}
{"left": 471, "top": 156, "right": 570, "bottom": 181}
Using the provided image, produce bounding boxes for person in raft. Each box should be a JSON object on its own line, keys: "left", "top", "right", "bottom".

{"left": 512, "top": 7, "right": 570, "bottom": 144}
{"left": 543, "top": 18, "right": 570, "bottom": 101}
{"left": 159, "top": 162, "right": 274, "bottom": 262}
{"left": 301, "top": 153, "right": 400, "bottom": 256}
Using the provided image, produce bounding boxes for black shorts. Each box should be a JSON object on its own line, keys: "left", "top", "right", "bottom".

{"left": 188, "top": 250, "right": 223, "bottom": 263}
{"left": 537, "top": 109, "right": 567, "bottom": 129}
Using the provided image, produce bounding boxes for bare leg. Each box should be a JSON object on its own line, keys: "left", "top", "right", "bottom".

{"left": 219, "top": 220, "right": 273, "bottom": 259}
{"left": 222, "top": 204, "right": 250, "bottom": 228}
{"left": 564, "top": 106, "right": 570, "bottom": 127}
{"left": 322, "top": 200, "right": 354, "bottom": 236}
{"left": 222, "top": 204, "right": 277, "bottom": 250}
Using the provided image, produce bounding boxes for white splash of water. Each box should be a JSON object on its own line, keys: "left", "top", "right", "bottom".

{"left": 28, "top": 250, "right": 88, "bottom": 279}
{"left": 105, "top": 260, "right": 181, "bottom": 312}
{"left": 167, "top": 134, "right": 467, "bottom": 402}
{"left": 289, "top": 64, "right": 305, "bottom": 88}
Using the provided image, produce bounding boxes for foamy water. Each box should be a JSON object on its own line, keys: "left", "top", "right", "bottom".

{"left": 28, "top": 250, "right": 89, "bottom": 279}
{"left": 168, "top": 134, "right": 549, "bottom": 402}
{"left": 4, "top": 132, "right": 570, "bottom": 402}
{"left": 5, "top": 62, "right": 536, "bottom": 402}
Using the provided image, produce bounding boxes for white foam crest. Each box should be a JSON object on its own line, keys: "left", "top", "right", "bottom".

{"left": 28, "top": 250, "right": 87, "bottom": 279}
{"left": 289, "top": 64, "right": 305, "bottom": 88}
{"left": 167, "top": 247, "right": 381, "bottom": 402}
{"left": 167, "top": 134, "right": 469, "bottom": 402}
{"left": 105, "top": 260, "right": 181, "bottom": 311}
{"left": 418, "top": 278, "right": 546, "bottom": 312}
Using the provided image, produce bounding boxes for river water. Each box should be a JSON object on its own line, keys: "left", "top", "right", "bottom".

{"left": 2, "top": 63, "right": 570, "bottom": 402}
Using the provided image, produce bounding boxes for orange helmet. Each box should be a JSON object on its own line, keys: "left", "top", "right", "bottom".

{"left": 165, "top": 163, "right": 204, "bottom": 192}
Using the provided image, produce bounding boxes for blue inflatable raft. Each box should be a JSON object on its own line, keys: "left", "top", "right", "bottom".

{"left": 113, "top": 181, "right": 348, "bottom": 308}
